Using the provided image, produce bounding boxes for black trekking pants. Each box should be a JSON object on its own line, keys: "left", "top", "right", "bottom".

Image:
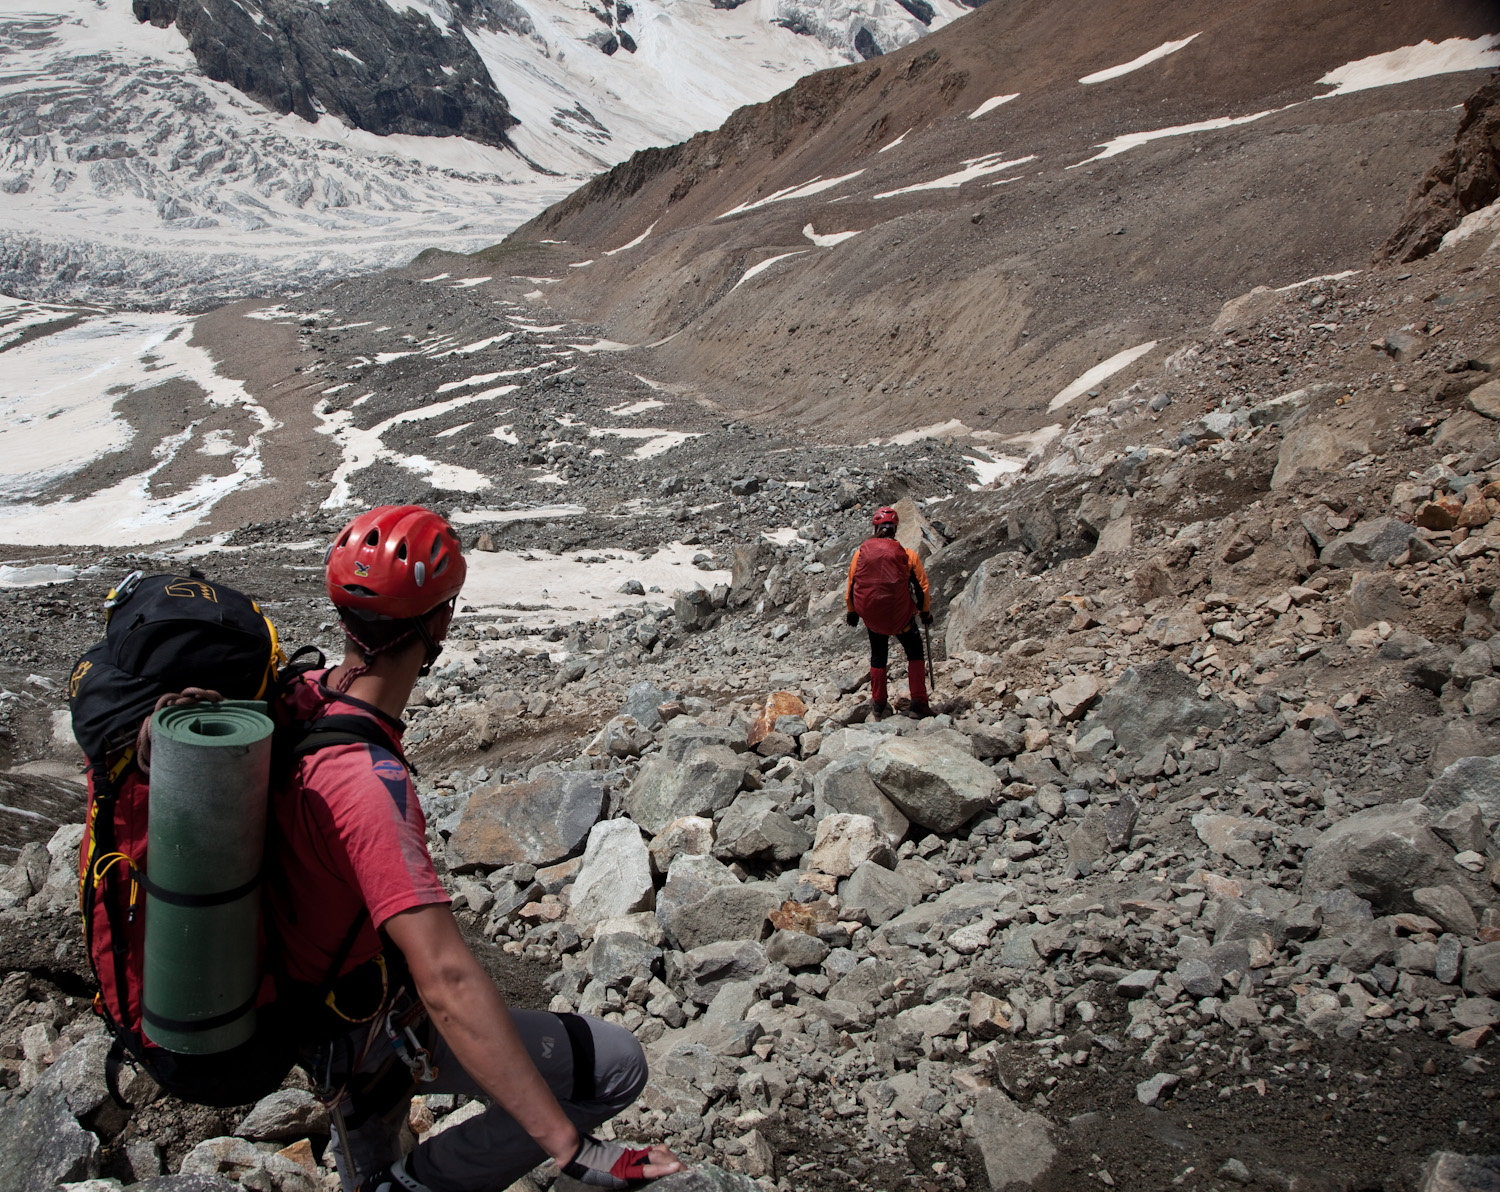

{"left": 868, "top": 623, "right": 923, "bottom": 669}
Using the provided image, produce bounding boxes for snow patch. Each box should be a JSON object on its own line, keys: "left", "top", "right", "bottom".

{"left": 448, "top": 504, "right": 586, "bottom": 524}
{"left": 1070, "top": 108, "right": 1292, "bottom": 166}
{"left": 968, "top": 93, "right": 1019, "bottom": 119}
{"left": 607, "top": 399, "right": 666, "bottom": 416}
{"left": 588, "top": 427, "right": 704, "bottom": 459}
{"left": 1317, "top": 35, "right": 1500, "bottom": 97}
{"left": 802, "top": 224, "right": 861, "bottom": 247}
{"left": 717, "top": 171, "right": 866, "bottom": 219}
{"left": 1079, "top": 34, "right": 1200, "bottom": 84}
{"left": 603, "top": 222, "right": 657, "bottom": 256}
{"left": 879, "top": 129, "right": 911, "bottom": 153}
{"left": 873, "top": 153, "right": 1035, "bottom": 198}
{"left": 1047, "top": 342, "right": 1159, "bottom": 412}
{"left": 460, "top": 541, "right": 729, "bottom": 627}
{"left": 317, "top": 384, "right": 518, "bottom": 506}
{"left": 732, "top": 251, "right": 808, "bottom": 290}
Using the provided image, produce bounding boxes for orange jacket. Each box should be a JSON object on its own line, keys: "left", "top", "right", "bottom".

{"left": 845, "top": 540, "right": 930, "bottom": 615}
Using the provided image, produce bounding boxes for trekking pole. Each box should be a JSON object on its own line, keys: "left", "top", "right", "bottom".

{"left": 329, "top": 1095, "right": 360, "bottom": 1192}
{"left": 923, "top": 616, "right": 935, "bottom": 696}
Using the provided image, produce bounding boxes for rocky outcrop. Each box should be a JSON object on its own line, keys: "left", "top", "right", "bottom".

{"left": 132, "top": 0, "right": 519, "bottom": 148}
{"left": 1381, "top": 80, "right": 1500, "bottom": 263}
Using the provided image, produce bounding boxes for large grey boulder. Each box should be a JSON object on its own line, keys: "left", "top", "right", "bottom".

{"left": 234, "top": 1089, "right": 330, "bottom": 1141}
{"left": 569, "top": 819, "right": 653, "bottom": 929}
{"left": 812, "top": 755, "right": 909, "bottom": 844}
{"left": 713, "top": 794, "right": 811, "bottom": 863}
{"left": 446, "top": 772, "right": 603, "bottom": 871}
{"left": 620, "top": 681, "right": 673, "bottom": 730}
{"left": 679, "top": 940, "right": 768, "bottom": 1003}
{"left": 1424, "top": 757, "right": 1500, "bottom": 820}
{"left": 1271, "top": 421, "right": 1369, "bottom": 490}
{"left": 646, "top": 1165, "right": 762, "bottom": 1191}
{"left": 1463, "top": 943, "right": 1500, "bottom": 998}
{"left": 132, "top": 1178, "right": 241, "bottom": 1192}
{"left": 588, "top": 932, "right": 663, "bottom": 988}
{"left": 945, "top": 555, "right": 1024, "bottom": 656}
{"left": 971, "top": 1089, "right": 1056, "bottom": 1189}
{"left": 627, "top": 747, "right": 748, "bottom": 835}
{"left": 840, "top": 861, "right": 921, "bottom": 927}
{"left": 867, "top": 737, "right": 997, "bottom": 832}
{"left": 1302, "top": 802, "right": 1455, "bottom": 913}
{"left": 656, "top": 855, "right": 778, "bottom": 951}
{"left": 660, "top": 722, "right": 749, "bottom": 762}
{"left": 1082, "top": 660, "right": 1226, "bottom": 755}
{"left": 1319, "top": 517, "right": 1418, "bottom": 568}
{"left": 0, "top": 1082, "right": 101, "bottom": 1192}
{"left": 1417, "top": 1152, "right": 1500, "bottom": 1192}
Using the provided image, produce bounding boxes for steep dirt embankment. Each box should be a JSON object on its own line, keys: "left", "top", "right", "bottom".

{"left": 505, "top": 0, "right": 1499, "bottom": 439}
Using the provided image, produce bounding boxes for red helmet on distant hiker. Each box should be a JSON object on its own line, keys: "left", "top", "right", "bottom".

{"left": 325, "top": 505, "right": 466, "bottom": 621}
{"left": 872, "top": 506, "right": 899, "bottom": 529}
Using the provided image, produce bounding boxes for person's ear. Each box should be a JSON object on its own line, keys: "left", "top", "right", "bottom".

{"left": 429, "top": 602, "right": 455, "bottom": 642}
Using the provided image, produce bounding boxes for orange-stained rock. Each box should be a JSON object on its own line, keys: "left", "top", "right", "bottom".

{"left": 748, "top": 690, "right": 808, "bottom": 746}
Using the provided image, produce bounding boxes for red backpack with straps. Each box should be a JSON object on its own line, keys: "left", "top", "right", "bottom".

{"left": 850, "top": 537, "right": 917, "bottom": 635}
{"left": 70, "top": 570, "right": 388, "bottom": 1107}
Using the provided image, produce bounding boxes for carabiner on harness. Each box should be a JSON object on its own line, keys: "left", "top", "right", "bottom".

{"left": 383, "top": 1005, "right": 438, "bottom": 1084}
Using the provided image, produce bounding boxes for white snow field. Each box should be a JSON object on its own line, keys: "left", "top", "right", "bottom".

{"left": 0, "top": 0, "right": 963, "bottom": 307}
{"left": 0, "top": 307, "right": 275, "bottom": 545}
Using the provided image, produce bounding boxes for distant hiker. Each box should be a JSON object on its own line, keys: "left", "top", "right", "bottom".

{"left": 845, "top": 505, "right": 932, "bottom": 718}
{"left": 275, "top": 505, "right": 682, "bottom": 1192}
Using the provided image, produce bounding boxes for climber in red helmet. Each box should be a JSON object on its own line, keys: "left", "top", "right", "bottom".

{"left": 274, "top": 505, "right": 681, "bottom": 1192}
{"left": 845, "top": 506, "right": 933, "bottom": 718}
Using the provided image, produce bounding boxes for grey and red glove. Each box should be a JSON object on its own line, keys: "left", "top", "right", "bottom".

{"left": 563, "top": 1136, "right": 654, "bottom": 1188}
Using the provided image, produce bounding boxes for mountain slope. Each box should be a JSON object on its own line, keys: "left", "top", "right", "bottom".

{"left": 503, "top": 0, "right": 1500, "bottom": 438}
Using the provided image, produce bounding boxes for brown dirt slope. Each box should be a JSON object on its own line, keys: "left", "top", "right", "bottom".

{"left": 501, "top": 0, "right": 1499, "bottom": 439}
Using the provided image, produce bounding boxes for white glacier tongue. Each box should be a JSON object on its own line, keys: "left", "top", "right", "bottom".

{"left": 0, "top": 0, "right": 960, "bottom": 307}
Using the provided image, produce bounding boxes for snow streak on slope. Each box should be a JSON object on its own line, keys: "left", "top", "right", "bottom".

{"left": 1079, "top": 34, "right": 1200, "bottom": 84}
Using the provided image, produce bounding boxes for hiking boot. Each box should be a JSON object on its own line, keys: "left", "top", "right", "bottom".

{"left": 905, "top": 701, "right": 933, "bottom": 719}
{"left": 357, "top": 1159, "right": 429, "bottom": 1192}
{"left": 870, "top": 701, "right": 893, "bottom": 720}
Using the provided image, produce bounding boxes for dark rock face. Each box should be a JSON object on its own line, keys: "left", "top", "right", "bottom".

{"left": 894, "top": 0, "right": 934, "bottom": 25}
{"left": 1382, "top": 80, "right": 1500, "bottom": 263}
{"left": 131, "top": 0, "right": 519, "bottom": 148}
{"left": 853, "top": 25, "right": 883, "bottom": 59}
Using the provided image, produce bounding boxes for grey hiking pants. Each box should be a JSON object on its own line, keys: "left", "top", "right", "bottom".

{"left": 328, "top": 1008, "right": 647, "bottom": 1192}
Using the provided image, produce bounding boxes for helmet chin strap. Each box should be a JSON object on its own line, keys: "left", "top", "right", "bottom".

{"left": 413, "top": 616, "right": 443, "bottom": 678}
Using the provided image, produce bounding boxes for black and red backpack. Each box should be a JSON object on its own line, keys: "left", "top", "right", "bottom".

{"left": 69, "top": 570, "right": 388, "bottom": 1107}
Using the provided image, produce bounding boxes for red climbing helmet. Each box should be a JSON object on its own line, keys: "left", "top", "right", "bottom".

{"left": 872, "top": 506, "right": 899, "bottom": 529}
{"left": 325, "top": 505, "right": 467, "bottom": 621}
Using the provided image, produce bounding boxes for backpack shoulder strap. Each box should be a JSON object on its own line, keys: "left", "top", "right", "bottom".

{"left": 294, "top": 714, "right": 408, "bottom": 767}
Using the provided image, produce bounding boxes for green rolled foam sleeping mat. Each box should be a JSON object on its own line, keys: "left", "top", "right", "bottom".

{"left": 144, "top": 700, "right": 273, "bottom": 1055}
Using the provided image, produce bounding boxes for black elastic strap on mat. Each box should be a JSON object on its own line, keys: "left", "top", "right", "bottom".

{"left": 135, "top": 868, "right": 260, "bottom": 908}
{"left": 142, "top": 991, "right": 258, "bottom": 1035}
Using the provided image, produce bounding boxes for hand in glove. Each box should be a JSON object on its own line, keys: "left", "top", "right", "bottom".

{"left": 845, "top": 611, "right": 859, "bottom": 627}
{"left": 563, "top": 1135, "right": 684, "bottom": 1188}
{"left": 920, "top": 610, "right": 933, "bottom": 626}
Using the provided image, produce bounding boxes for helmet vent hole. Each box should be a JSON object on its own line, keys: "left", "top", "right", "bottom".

{"left": 396, "top": 540, "right": 408, "bottom": 561}
{"left": 430, "top": 536, "right": 442, "bottom": 563}
{"left": 434, "top": 557, "right": 448, "bottom": 576}
{"left": 363, "top": 529, "right": 380, "bottom": 547}
{"left": 340, "top": 584, "right": 377, "bottom": 598}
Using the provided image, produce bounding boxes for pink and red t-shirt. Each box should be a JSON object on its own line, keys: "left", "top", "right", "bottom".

{"left": 267, "top": 670, "right": 449, "bottom": 986}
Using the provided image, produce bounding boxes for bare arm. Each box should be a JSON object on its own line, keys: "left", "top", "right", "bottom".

{"left": 383, "top": 904, "right": 681, "bottom": 1178}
